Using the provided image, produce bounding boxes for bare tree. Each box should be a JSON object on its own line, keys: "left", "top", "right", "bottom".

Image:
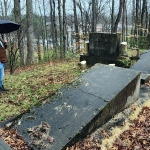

{"left": 14, "top": 0, "right": 25, "bottom": 65}
{"left": 49, "top": 0, "right": 58, "bottom": 58}
{"left": 113, "top": 0, "right": 123, "bottom": 33}
{"left": 111, "top": 0, "right": 114, "bottom": 33}
{"left": 122, "top": 0, "right": 126, "bottom": 41}
{"left": 91, "top": 0, "right": 96, "bottom": 32}
{"left": 63, "top": 0, "right": 66, "bottom": 58}
{"left": 147, "top": 14, "right": 150, "bottom": 49}
{"left": 3, "top": 0, "right": 8, "bottom": 17}
{"left": 42, "top": 0, "right": 48, "bottom": 51}
{"left": 73, "top": 0, "right": 80, "bottom": 52}
{"left": 58, "top": 0, "right": 63, "bottom": 58}
{"left": 141, "top": 0, "right": 147, "bottom": 29}
{"left": 135, "top": 0, "right": 140, "bottom": 27}
{"left": 26, "top": 0, "right": 35, "bottom": 64}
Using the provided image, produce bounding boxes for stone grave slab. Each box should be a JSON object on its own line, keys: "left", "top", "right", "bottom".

{"left": 88, "top": 33, "right": 121, "bottom": 59}
{"left": 13, "top": 64, "right": 140, "bottom": 150}
{"left": 130, "top": 50, "right": 150, "bottom": 83}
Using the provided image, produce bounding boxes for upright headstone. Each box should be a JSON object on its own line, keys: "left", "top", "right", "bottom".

{"left": 88, "top": 33, "right": 121, "bottom": 59}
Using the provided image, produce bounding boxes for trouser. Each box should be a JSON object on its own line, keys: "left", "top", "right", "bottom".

{"left": 0, "top": 62, "right": 5, "bottom": 87}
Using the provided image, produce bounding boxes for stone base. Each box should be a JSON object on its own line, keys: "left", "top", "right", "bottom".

{"left": 80, "top": 55, "right": 129, "bottom": 68}
{"left": 80, "top": 55, "right": 116, "bottom": 66}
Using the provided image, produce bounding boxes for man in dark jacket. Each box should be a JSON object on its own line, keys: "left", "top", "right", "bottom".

{"left": 0, "top": 37, "right": 9, "bottom": 92}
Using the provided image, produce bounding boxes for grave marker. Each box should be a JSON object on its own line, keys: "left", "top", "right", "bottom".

{"left": 80, "top": 33, "right": 121, "bottom": 66}
{"left": 15, "top": 64, "right": 140, "bottom": 150}
{"left": 88, "top": 33, "right": 121, "bottom": 59}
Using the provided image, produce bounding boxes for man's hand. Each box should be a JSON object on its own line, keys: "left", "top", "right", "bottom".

{"left": 3, "top": 38, "right": 7, "bottom": 43}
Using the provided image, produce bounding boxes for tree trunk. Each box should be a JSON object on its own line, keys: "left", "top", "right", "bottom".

{"left": 3, "top": 0, "right": 7, "bottom": 17}
{"left": 92, "top": 0, "right": 96, "bottom": 32}
{"left": 122, "top": 0, "right": 126, "bottom": 41}
{"left": 136, "top": 0, "right": 140, "bottom": 26}
{"left": 63, "top": 0, "right": 66, "bottom": 58}
{"left": 37, "top": 37, "right": 41, "bottom": 61}
{"left": 111, "top": 0, "right": 114, "bottom": 33}
{"left": 14, "top": 0, "right": 25, "bottom": 65}
{"left": 58, "top": 0, "right": 63, "bottom": 59}
{"left": 50, "top": 0, "right": 58, "bottom": 58}
{"left": 73, "top": 0, "right": 80, "bottom": 52}
{"left": 78, "top": 0, "right": 84, "bottom": 35}
{"left": 42, "top": 0, "right": 49, "bottom": 51}
{"left": 113, "top": 0, "right": 123, "bottom": 33}
{"left": 141, "top": 0, "right": 147, "bottom": 28}
{"left": 26, "top": 0, "right": 35, "bottom": 64}
{"left": 50, "top": 0, "right": 54, "bottom": 48}
{"left": 53, "top": 0, "right": 58, "bottom": 58}
{"left": 0, "top": 1, "right": 4, "bottom": 17}
{"left": 147, "top": 14, "right": 150, "bottom": 49}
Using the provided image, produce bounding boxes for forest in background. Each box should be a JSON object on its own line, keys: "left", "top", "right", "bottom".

{"left": 0, "top": 0, "right": 149, "bottom": 73}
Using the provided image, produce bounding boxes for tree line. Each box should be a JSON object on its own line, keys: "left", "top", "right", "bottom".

{"left": 0, "top": 0, "right": 149, "bottom": 72}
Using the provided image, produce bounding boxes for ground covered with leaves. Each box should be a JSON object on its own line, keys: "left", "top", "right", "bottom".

{"left": 0, "top": 59, "right": 80, "bottom": 121}
{"left": 112, "top": 106, "right": 150, "bottom": 149}
{"left": 67, "top": 105, "right": 150, "bottom": 150}
{"left": 1, "top": 101, "right": 150, "bottom": 150}
{"left": 1, "top": 59, "right": 150, "bottom": 149}
{"left": 67, "top": 84, "right": 150, "bottom": 150}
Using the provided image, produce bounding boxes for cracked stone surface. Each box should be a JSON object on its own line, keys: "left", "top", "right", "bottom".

{"left": 14, "top": 64, "right": 140, "bottom": 150}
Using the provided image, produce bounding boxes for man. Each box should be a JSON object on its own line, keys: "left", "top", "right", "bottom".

{"left": 0, "top": 37, "right": 9, "bottom": 92}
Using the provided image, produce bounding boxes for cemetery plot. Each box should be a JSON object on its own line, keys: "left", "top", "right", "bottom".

{"left": 13, "top": 64, "right": 140, "bottom": 150}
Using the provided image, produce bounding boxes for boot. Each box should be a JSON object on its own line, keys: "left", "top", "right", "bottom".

{"left": 2, "top": 85, "right": 9, "bottom": 91}
{"left": 0, "top": 86, "right": 5, "bottom": 92}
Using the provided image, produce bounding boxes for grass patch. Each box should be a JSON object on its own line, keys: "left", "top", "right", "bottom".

{"left": 0, "top": 58, "right": 81, "bottom": 122}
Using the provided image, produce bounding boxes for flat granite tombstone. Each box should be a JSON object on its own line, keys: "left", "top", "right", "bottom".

{"left": 15, "top": 64, "right": 140, "bottom": 150}
{"left": 88, "top": 33, "right": 121, "bottom": 59}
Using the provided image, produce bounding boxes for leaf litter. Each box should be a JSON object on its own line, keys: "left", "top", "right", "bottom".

{"left": 1, "top": 62, "right": 150, "bottom": 149}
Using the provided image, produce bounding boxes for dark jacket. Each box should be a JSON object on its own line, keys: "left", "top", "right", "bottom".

{"left": 0, "top": 42, "right": 7, "bottom": 63}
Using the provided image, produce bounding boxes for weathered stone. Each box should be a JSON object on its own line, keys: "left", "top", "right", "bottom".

{"left": 131, "top": 48, "right": 140, "bottom": 58}
{"left": 14, "top": 64, "right": 140, "bottom": 150}
{"left": 79, "top": 60, "right": 87, "bottom": 70}
{"left": 88, "top": 33, "right": 121, "bottom": 59}
{"left": 120, "top": 42, "right": 128, "bottom": 57}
